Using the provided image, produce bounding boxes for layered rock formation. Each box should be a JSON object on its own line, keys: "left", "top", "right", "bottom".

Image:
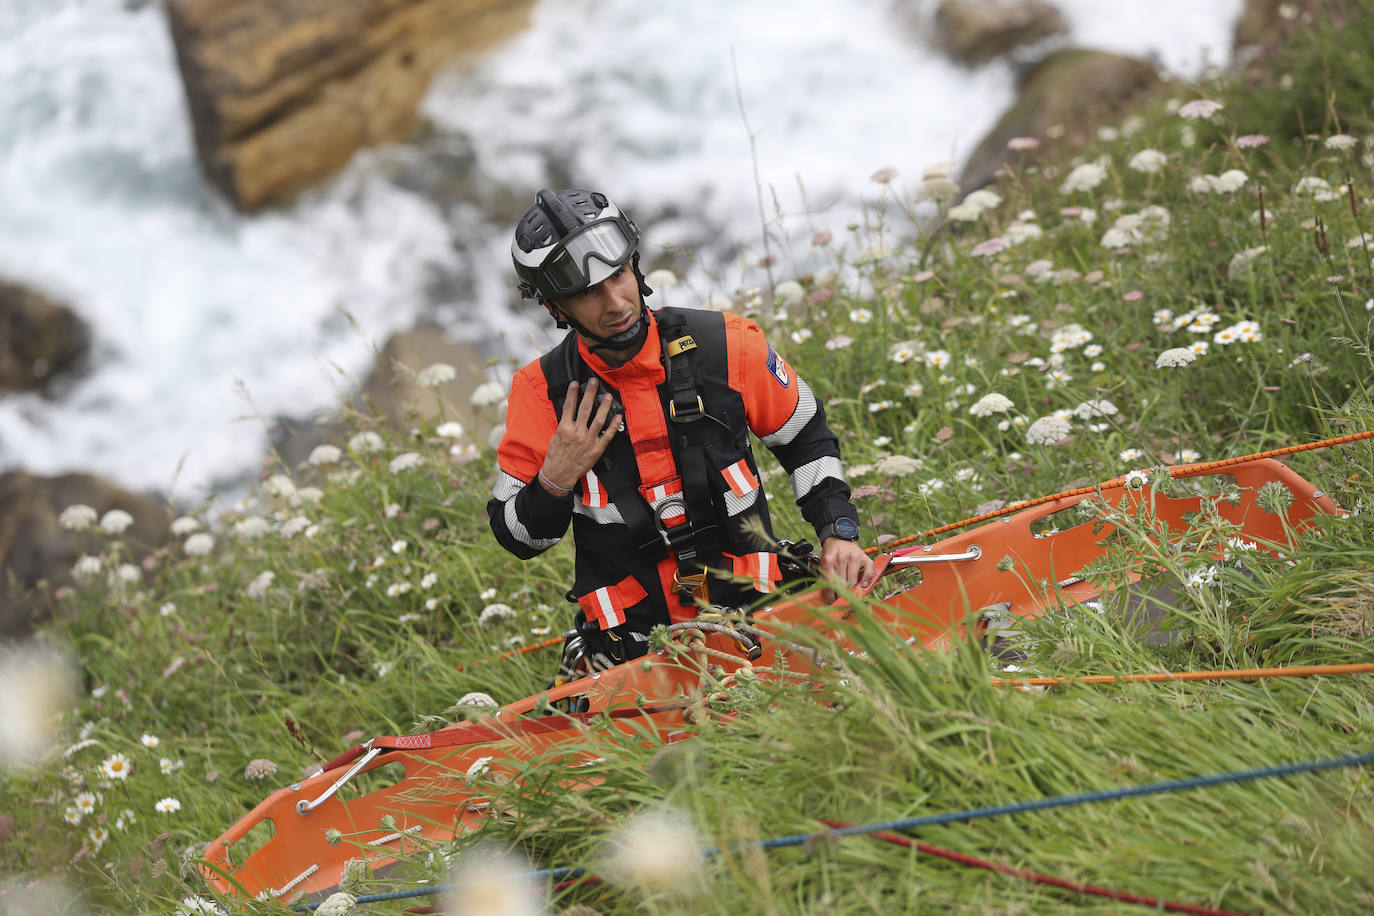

{"left": 0, "top": 280, "right": 90, "bottom": 397}
{"left": 165, "top": 0, "right": 535, "bottom": 210}
{"left": 0, "top": 473, "right": 171, "bottom": 637}
{"left": 931, "top": 0, "right": 1066, "bottom": 66}
{"left": 958, "top": 49, "right": 1159, "bottom": 194}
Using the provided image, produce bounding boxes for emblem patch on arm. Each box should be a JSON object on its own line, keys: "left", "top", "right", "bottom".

{"left": 765, "top": 347, "right": 791, "bottom": 388}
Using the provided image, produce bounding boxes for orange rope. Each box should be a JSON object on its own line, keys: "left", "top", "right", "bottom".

{"left": 991, "top": 662, "right": 1374, "bottom": 689}
{"left": 454, "top": 635, "right": 564, "bottom": 671}
{"left": 870, "top": 429, "right": 1374, "bottom": 555}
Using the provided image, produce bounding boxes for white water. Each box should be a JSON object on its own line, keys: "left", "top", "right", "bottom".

{"left": 0, "top": 0, "right": 1240, "bottom": 506}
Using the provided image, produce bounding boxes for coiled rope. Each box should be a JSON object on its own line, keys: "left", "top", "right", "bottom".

{"left": 871, "top": 429, "right": 1374, "bottom": 554}
{"left": 295, "top": 747, "right": 1374, "bottom": 912}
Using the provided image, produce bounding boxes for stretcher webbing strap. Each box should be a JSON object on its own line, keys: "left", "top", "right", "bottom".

{"left": 872, "top": 430, "right": 1374, "bottom": 555}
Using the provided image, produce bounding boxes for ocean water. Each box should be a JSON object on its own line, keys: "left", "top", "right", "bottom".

{"left": 0, "top": 0, "right": 1241, "bottom": 506}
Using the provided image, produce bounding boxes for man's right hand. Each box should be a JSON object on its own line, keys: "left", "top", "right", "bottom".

{"left": 538, "top": 378, "right": 620, "bottom": 496}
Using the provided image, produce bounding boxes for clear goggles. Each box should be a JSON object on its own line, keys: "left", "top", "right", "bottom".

{"left": 533, "top": 217, "right": 637, "bottom": 300}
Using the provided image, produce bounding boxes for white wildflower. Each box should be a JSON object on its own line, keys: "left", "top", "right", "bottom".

{"left": 234, "top": 517, "right": 270, "bottom": 540}
{"left": 873, "top": 455, "right": 921, "bottom": 477}
{"left": 1128, "top": 149, "right": 1167, "bottom": 173}
{"left": 99, "top": 510, "right": 134, "bottom": 535}
{"left": 479, "top": 603, "right": 517, "bottom": 626}
{"left": 348, "top": 431, "right": 385, "bottom": 454}
{"left": 184, "top": 533, "right": 214, "bottom": 557}
{"left": 388, "top": 452, "right": 424, "bottom": 473}
{"left": 1073, "top": 400, "right": 1118, "bottom": 420}
{"left": 1156, "top": 347, "right": 1197, "bottom": 368}
{"left": 435, "top": 421, "right": 465, "bottom": 439}
{"left": 1177, "top": 99, "right": 1223, "bottom": 120}
{"left": 58, "top": 505, "right": 98, "bottom": 531}
{"left": 262, "top": 475, "right": 296, "bottom": 500}
{"left": 1227, "top": 245, "right": 1268, "bottom": 279}
{"left": 602, "top": 808, "right": 704, "bottom": 894}
{"left": 245, "top": 571, "right": 275, "bottom": 599}
{"left": 470, "top": 380, "right": 508, "bottom": 407}
{"left": 1025, "top": 416, "right": 1072, "bottom": 445}
{"left": 772, "top": 280, "right": 805, "bottom": 306}
{"left": 969, "top": 393, "right": 1014, "bottom": 417}
{"left": 308, "top": 444, "right": 343, "bottom": 466}
{"left": 415, "top": 363, "right": 456, "bottom": 388}
{"left": 280, "top": 516, "right": 311, "bottom": 539}
{"left": 1325, "top": 134, "right": 1357, "bottom": 151}
{"left": 646, "top": 268, "right": 679, "bottom": 289}
{"left": 72, "top": 555, "right": 102, "bottom": 580}
{"left": 0, "top": 644, "right": 76, "bottom": 767}
{"left": 1060, "top": 163, "right": 1108, "bottom": 193}
{"left": 169, "top": 516, "right": 201, "bottom": 536}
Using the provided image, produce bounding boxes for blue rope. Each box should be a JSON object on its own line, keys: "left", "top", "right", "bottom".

{"left": 295, "top": 748, "right": 1373, "bottom": 910}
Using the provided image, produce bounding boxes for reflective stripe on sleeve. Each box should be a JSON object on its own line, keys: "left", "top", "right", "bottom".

{"left": 790, "top": 455, "right": 845, "bottom": 501}
{"left": 503, "top": 498, "right": 560, "bottom": 552}
{"left": 491, "top": 470, "right": 525, "bottom": 502}
{"left": 761, "top": 378, "right": 818, "bottom": 448}
{"left": 572, "top": 500, "right": 626, "bottom": 525}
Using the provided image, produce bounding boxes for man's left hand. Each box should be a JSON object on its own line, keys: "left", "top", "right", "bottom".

{"left": 819, "top": 537, "right": 877, "bottom": 604}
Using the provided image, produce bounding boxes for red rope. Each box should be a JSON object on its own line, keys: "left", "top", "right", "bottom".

{"left": 819, "top": 819, "right": 1259, "bottom": 916}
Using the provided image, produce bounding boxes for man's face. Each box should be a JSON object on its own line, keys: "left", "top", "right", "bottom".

{"left": 550, "top": 262, "right": 642, "bottom": 345}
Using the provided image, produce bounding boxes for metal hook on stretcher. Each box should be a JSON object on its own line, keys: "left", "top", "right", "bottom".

{"left": 886, "top": 545, "right": 982, "bottom": 566}
{"left": 296, "top": 741, "right": 380, "bottom": 816}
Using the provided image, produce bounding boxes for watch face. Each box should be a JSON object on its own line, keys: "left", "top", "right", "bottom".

{"left": 835, "top": 517, "right": 859, "bottom": 540}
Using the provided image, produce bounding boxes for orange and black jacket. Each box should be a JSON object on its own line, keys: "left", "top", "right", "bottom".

{"left": 489, "top": 306, "right": 858, "bottom": 640}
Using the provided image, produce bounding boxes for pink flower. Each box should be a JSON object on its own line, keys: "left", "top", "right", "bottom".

{"left": 1235, "top": 134, "right": 1269, "bottom": 149}
{"left": 811, "top": 231, "right": 832, "bottom": 247}
{"left": 912, "top": 269, "right": 935, "bottom": 282}
{"left": 870, "top": 167, "right": 898, "bottom": 184}
{"left": 1007, "top": 137, "right": 1041, "bottom": 151}
{"left": 971, "top": 237, "right": 1010, "bottom": 258}
{"left": 1177, "top": 99, "right": 1223, "bottom": 120}
{"left": 1123, "top": 290, "right": 1144, "bottom": 301}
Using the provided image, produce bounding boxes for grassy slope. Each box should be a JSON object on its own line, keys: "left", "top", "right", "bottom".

{"left": 4, "top": 2, "right": 1374, "bottom": 913}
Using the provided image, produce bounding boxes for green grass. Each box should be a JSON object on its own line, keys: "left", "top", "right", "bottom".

{"left": 4, "top": 3, "right": 1374, "bottom": 912}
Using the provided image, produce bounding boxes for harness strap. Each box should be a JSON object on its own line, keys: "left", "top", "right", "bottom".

{"left": 656, "top": 310, "right": 726, "bottom": 605}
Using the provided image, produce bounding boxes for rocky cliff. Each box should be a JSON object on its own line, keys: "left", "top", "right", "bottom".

{"left": 165, "top": 0, "right": 534, "bottom": 210}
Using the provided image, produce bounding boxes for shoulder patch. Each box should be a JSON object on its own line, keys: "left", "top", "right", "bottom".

{"left": 765, "top": 347, "right": 791, "bottom": 388}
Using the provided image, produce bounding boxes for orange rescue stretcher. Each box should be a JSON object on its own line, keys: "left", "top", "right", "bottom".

{"left": 201, "top": 458, "right": 1340, "bottom": 904}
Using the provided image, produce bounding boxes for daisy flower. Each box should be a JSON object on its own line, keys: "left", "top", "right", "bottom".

{"left": 99, "top": 753, "right": 132, "bottom": 780}
{"left": 154, "top": 797, "right": 182, "bottom": 814}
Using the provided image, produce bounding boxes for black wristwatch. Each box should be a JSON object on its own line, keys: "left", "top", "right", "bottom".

{"left": 818, "top": 517, "right": 860, "bottom": 543}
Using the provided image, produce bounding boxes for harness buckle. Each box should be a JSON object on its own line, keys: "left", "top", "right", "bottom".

{"left": 669, "top": 394, "right": 704, "bottom": 422}
{"left": 654, "top": 496, "right": 692, "bottom": 550}
{"left": 672, "top": 569, "right": 709, "bottom": 605}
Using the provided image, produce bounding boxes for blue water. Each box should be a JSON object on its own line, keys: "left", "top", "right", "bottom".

{"left": 0, "top": 0, "right": 1240, "bottom": 504}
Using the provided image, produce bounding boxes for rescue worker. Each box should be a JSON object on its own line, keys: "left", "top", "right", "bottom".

{"left": 488, "top": 188, "right": 875, "bottom": 666}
